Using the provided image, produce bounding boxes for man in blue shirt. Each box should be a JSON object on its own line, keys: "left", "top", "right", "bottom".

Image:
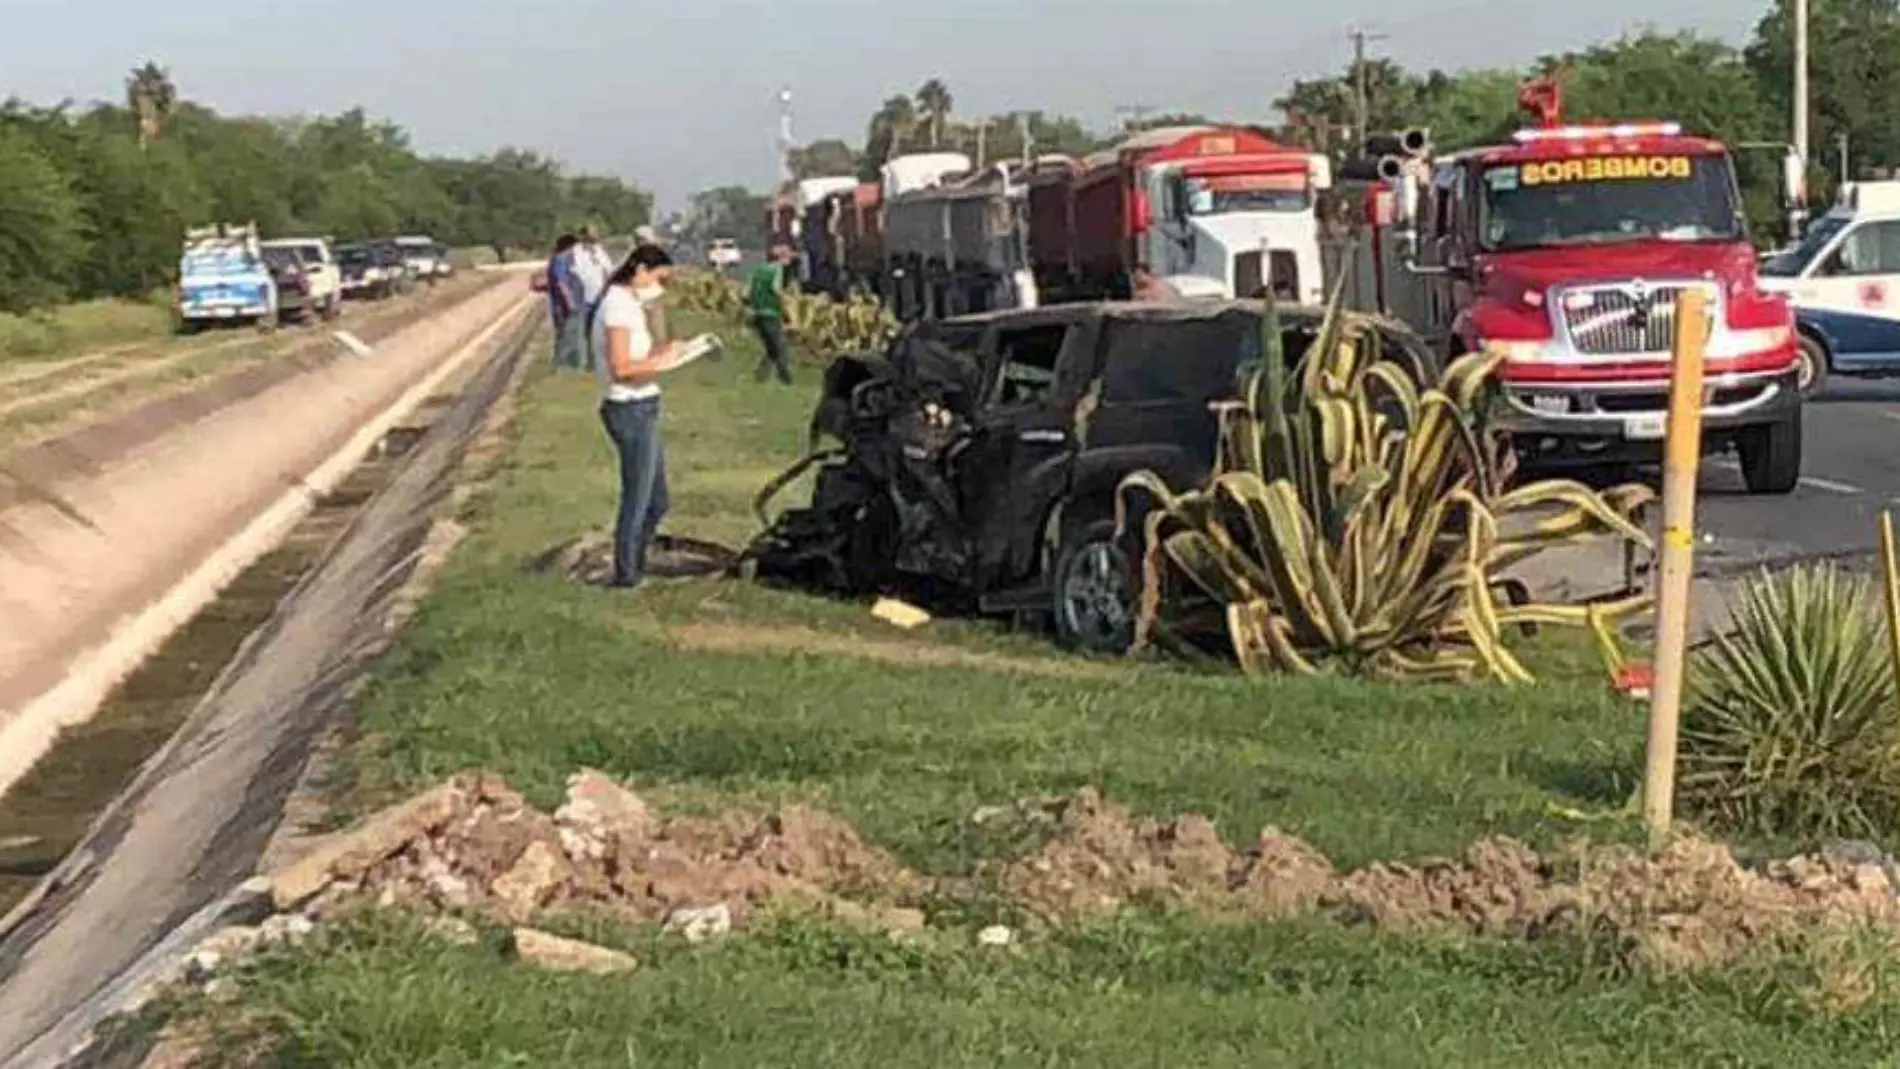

{"left": 546, "top": 233, "right": 584, "bottom": 369}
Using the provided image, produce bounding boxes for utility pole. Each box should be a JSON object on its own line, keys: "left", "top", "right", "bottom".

{"left": 1348, "top": 25, "right": 1386, "bottom": 151}
{"left": 975, "top": 119, "right": 988, "bottom": 169}
{"left": 1793, "top": 0, "right": 1810, "bottom": 233}
{"left": 1020, "top": 113, "right": 1033, "bottom": 166}
{"left": 1115, "top": 104, "right": 1155, "bottom": 133}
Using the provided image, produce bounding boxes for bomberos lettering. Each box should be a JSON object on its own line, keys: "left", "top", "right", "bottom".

{"left": 1518, "top": 156, "right": 1694, "bottom": 185}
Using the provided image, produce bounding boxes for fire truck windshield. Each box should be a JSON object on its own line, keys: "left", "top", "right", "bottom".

{"left": 1477, "top": 153, "right": 1742, "bottom": 251}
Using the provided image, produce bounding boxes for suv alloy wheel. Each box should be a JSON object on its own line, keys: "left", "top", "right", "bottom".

{"left": 1051, "top": 517, "right": 1139, "bottom": 654}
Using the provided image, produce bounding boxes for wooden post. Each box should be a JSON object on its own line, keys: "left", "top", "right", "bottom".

{"left": 1641, "top": 287, "right": 1713, "bottom": 842}
{"left": 1879, "top": 511, "right": 1900, "bottom": 719}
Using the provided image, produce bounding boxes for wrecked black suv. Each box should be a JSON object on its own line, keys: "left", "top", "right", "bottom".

{"left": 744, "top": 300, "right": 1437, "bottom": 653}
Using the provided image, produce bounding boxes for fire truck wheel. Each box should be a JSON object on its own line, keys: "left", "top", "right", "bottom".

{"left": 1737, "top": 409, "right": 1802, "bottom": 495}
{"left": 1796, "top": 335, "right": 1829, "bottom": 398}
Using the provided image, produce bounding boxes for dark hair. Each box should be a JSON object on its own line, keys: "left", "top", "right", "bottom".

{"left": 552, "top": 233, "right": 578, "bottom": 254}
{"left": 604, "top": 243, "right": 673, "bottom": 288}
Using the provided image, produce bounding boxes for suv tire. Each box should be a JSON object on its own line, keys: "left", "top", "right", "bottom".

{"left": 1738, "top": 408, "right": 1801, "bottom": 495}
{"left": 1051, "top": 515, "right": 1140, "bottom": 655}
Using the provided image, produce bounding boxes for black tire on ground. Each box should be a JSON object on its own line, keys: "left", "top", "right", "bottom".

{"left": 1738, "top": 408, "right": 1802, "bottom": 495}
{"left": 1050, "top": 513, "right": 1141, "bottom": 655}
{"left": 1796, "top": 334, "right": 1829, "bottom": 398}
{"left": 320, "top": 295, "right": 341, "bottom": 320}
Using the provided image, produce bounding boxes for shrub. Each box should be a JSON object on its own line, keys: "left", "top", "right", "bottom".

{"left": 1680, "top": 563, "right": 1900, "bottom": 839}
{"left": 1120, "top": 291, "right": 1656, "bottom": 683}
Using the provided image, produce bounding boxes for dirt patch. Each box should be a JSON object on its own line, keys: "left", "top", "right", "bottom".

{"left": 649, "top": 621, "right": 1125, "bottom": 681}
{"left": 530, "top": 531, "right": 738, "bottom": 584}
{"left": 276, "top": 774, "right": 1900, "bottom": 975}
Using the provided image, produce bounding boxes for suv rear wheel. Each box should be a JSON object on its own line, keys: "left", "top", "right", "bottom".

{"left": 1738, "top": 408, "right": 1801, "bottom": 495}
{"left": 1051, "top": 516, "right": 1139, "bottom": 655}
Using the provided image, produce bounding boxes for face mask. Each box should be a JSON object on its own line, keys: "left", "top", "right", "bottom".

{"left": 634, "top": 283, "right": 664, "bottom": 301}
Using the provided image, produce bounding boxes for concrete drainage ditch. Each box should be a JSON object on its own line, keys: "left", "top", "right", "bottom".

{"left": 0, "top": 292, "right": 538, "bottom": 1067}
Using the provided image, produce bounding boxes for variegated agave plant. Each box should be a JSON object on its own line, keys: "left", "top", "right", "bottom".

{"left": 1117, "top": 288, "right": 1655, "bottom": 683}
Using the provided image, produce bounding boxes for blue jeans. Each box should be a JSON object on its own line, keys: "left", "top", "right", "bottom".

{"left": 599, "top": 398, "right": 669, "bottom": 586}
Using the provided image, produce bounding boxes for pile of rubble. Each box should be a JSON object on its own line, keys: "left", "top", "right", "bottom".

{"left": 169, "top": 775, "right": 1900, "bottom": 994}
{"left": 991, "top": 787, "right": 1900, "bottom": 971}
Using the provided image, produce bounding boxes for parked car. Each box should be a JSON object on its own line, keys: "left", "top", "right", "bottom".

{"left": 261, "top": 238, "right": 342, "bottom": 319}
{"left": 431, "top": 241, "right": 456, "bottom": 278}
{"left": 260, "top": 245, "right": 318, "bottom": 324}
{"left": 175, "top": 223, "right": 276, "bottom": 332}
{"left": 745, "top": 300, "right": 1438, "bottom": 653}
{"left": 391, "top": 235, "right": 442, "bottom": 283}
{"left": 709, "top": 238, "right": 742, "bottom": 268}
{"left": 336, "top": 243, "right": 404, "bottom": 300}
{"left": 368, "top": 239, "right": 420, "bottom": 294}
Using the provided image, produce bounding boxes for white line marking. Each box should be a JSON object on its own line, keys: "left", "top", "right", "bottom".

{"left": 1799, "top": 475, "right": 1862, "bottom": 494}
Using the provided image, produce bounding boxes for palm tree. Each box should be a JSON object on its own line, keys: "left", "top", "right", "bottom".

{"left": 864, "top": 94, "right": 918, "bottom": 173}
{"left": 914, "top": 79, "right": 953, "bottom": 149}
{"left": 125, "top": 61, "right": 176, "bottom": 148}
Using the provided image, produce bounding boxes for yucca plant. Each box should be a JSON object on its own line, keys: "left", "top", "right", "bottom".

{"left": 1117, "top": 287, "right": 1656, "bottom": 683}
{"left": 1680, "top": 563, "right": 1900, "bottom": 838}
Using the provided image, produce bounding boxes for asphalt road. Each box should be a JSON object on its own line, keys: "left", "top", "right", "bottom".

{"left": 1695, "top": 378, "right": 1900, "bottom": 577}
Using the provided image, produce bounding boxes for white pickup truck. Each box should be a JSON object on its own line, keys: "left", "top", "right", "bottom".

{"left": 260, "top": 238, "right": 342, "bottom": 319}
{"left": 708, "top": 238, "right": 742, "bottom": 268}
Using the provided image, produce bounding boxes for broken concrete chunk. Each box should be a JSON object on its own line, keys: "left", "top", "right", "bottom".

{"left": 423, "top": 915, "right": 482, "bottom": 945}
{"left": 491, "top": 839, "right": 572, "bottom": 922}
{"left": 267, "top": 781, "right": 469, "bottom": 910}
{"left": 663, "top": 903, "right": 732, "bottom": 943}
{"left": 258, "top": 913, "right": 316, "bottom": 947}
{"left": 870, "top": 597, "right": 931, "bottom": 629}
{"left": 511, "top": 928, "right": 637, "bottom": 974}
{"left": 555, "top": 769, "right": 655, "bottom": 859}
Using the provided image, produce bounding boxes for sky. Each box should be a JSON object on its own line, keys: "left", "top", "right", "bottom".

{"left": 1, "top": 0, "right": 1770, "bottom": 212}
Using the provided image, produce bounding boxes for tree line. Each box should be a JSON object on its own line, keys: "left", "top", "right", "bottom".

{"left": 0, "top": 62, "right": 653, "bottom": 314}
{"left": 711, "top": 0, "right": 1900, "bottom": 246}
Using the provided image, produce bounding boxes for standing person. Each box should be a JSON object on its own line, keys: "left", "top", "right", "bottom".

{"left": 746, "top": 243, "right": 796, "bottom": 384}
{"left": 546, "top": 234, "right": 583, "bottom": 369}
{"left": 571, "top": 225, "right": 614, "bottom": 368}
{"left": 591, "top": 244, "right": 691, "bottom": 589}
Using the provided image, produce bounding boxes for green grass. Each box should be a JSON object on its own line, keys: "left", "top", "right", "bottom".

{"left": 191, "top": 912, "right": 1900, "bottom": 1068}
{"left": 0, "top": 293, "right": 172, "bottom": 365}
{"left": 170, "top": 308, "right": 1899, "bottom": 1064}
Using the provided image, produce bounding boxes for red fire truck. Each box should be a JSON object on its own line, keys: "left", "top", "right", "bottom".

{"left": 1360, "top": 77, "right": 1802, "bottom": 493}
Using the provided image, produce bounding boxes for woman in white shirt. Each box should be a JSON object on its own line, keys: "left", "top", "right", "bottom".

{"left": 589, "top": 244, "right": 692, "bottom": 588}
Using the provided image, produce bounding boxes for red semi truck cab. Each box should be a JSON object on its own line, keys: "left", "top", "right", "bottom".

{"left": 1377, "top": 98, "right": 1803, "bottom": 494}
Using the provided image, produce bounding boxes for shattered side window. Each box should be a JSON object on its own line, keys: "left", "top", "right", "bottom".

{"left": 1099, "top": 313, "right": 1255, "bottom": 405}
{"left": 994, "top": 323, "right": 1069, "bottom": 406}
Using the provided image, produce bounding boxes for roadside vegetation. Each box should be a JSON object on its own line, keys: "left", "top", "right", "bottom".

{"left": 146, "top": 308, "right": 1900, "bottom": 1065}
{"left": 0, "top": 64, "right": 651, "bottom": 323}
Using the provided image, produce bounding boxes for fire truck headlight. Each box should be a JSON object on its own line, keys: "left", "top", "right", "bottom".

{"left": 1707, "top": 325, "right": 1794, "bottom": 358}
{"left": 1488, "top": 339, "right": 1552, "bottom": 362}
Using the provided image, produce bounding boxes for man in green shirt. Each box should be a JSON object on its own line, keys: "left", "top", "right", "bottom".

{"left": 747, "top": 243, "right": 796, "bottom": 384}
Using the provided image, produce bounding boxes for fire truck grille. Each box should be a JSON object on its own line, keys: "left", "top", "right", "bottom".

{"left": 1234, "top": 250, "right": 1298, "bottom": 300}
{"left": 1557, "top": 283, "right": 1708, "bottom": 356}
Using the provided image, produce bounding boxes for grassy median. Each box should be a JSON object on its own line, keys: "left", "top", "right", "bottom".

{"left": 172, "top": 312, "right": 1900, "bottom": 1066}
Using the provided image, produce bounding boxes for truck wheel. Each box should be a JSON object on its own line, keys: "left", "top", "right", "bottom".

{"left": 1795, "top": 335, "right": 1829, "bottom": 398}
{"left": 321, "top": 295, "right": 341, "bottom": 321}
{"left": 1738, "top": 408, "right": 1802, "bottom": 495}
{"left": 1051, "top": 515, "right": 1140, "bottom": 655}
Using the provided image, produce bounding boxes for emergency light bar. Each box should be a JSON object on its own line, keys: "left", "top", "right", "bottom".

{"left": 1512, "top": 122, "right": 1681, "bottom": 142}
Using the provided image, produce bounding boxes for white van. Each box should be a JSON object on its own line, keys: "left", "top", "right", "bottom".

{"left": 1759, "top": 179, "right": 1900, "bottom": 396}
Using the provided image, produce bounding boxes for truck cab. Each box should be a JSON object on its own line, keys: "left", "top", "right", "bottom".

{"left": 1759, "top": 179, "right": 1900, "bottom": 396}
{"left": 1141, "top": 142, "right": 1330, "bottom": 305}
{"left": 1378, "top": 112, "right": 1802, "bottom": 494}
